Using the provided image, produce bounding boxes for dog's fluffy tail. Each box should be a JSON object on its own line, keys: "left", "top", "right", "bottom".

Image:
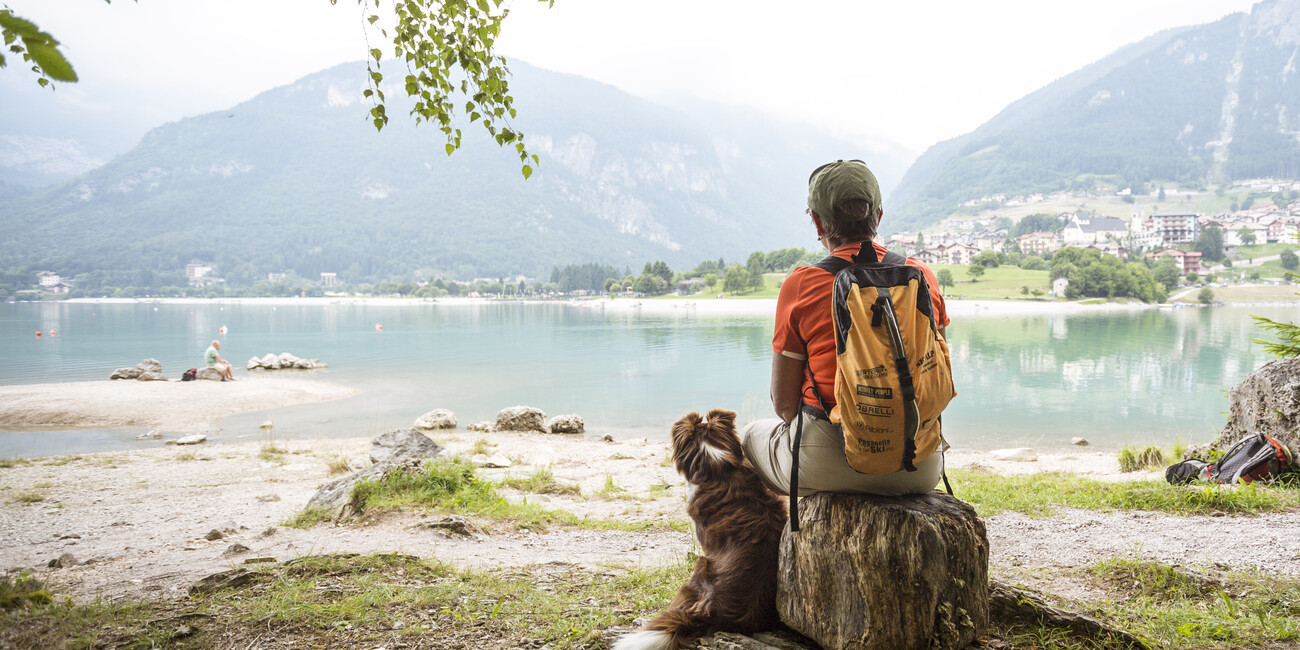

{"left": 611, "top": 609, "right": 704, "bottom": 650}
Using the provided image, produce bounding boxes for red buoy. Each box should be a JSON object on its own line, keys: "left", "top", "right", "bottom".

{"left": 35, "top": 331, "right": 42, "bottom": 338}
{"left": 375, "top": 323, "right": 384, "bottom": 332}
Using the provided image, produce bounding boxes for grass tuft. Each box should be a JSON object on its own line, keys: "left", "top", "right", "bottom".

{"left": 10, "top": 490, "right": 45, "bottom": 504}
{"left": 0, "top": 574, "right": 53, "bottom": 610}
{"left": 282, "top": 507, "right": 332, "bottom": 529}
{"left": 1118, "top": 444, "right": 1168, "bottom": 472}
{"left": 0, "top": 458, "right": 32, "bottom": 469}
{"left": 497, "top": 466, "right": 580, "bottom": 496}
{"left": 259, "top": 445, "right": 287, "bottom": 464}
{"left": 468, "top": 439, "right": 494, "bottom": 456}
{"left": 325, "top": 454, "right": 352, "bottom": 476}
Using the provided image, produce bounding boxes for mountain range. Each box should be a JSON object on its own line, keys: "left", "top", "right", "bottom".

{"left": 0, "top": 61, "right": 911, "bottom": 285}
{"left": 885, "top": 0, "right": 1300, "bottom": 234}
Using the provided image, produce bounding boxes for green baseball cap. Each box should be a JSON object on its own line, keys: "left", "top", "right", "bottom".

{"left": 807, "top": 159, "right": 881, "bottom": 224}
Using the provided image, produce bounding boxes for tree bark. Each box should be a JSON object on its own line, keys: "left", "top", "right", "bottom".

{"left": 777, "top": 491, "right": 988, "bottom": 650}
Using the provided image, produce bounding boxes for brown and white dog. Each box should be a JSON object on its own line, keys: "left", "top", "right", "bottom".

{"left": 612, "top": 409, "right": 787, "bottom": 650}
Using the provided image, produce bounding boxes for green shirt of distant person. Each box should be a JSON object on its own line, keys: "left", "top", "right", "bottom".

{"left": 205, "top": 344, "right": 220, "bottom": 367}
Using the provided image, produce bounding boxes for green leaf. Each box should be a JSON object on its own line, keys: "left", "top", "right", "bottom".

{"left": 25, "top": 42, "right": 75, "bottom": 81}
{"left": 369, "top": 47, "right": 383, "bottom": 61}
{"left": 445, "top": 143, "right": 456, "bottom": 156}
{"left": 367, "top": 14, "right": 379, "bottom": 24}
{"left": 521, "top": 164, "right": 532, "bottom": 180}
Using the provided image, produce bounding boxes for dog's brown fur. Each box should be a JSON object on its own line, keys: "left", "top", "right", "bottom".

{"left": 614, "top": 409, "right": 786, "bottom": 650}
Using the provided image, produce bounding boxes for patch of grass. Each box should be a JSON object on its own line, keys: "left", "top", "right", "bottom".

{"left": 259, "top": 445, "right": 287, "bottom": 464}
{"left": 326, "top": 454, "right": 352, "bottom": 476}
{"left": 0, "top": 575, "right": 177, "bottom": 648}
{"left": 176, "top": 452, "right": 198, "bottom": 462}
{"left": 497, "top": 466, "right": 581, "bottom": 496}
{"left": 467, "top": 439, "right": 494, "bottom": 456}
{"left": 41, "top": 456, "right": 81, "bottom": 466}
{"left": 0, "top": 574, "right": 53, "bottom": 610}
{"left": 1083, "top": 558, "right": 1300, "bottom": 649}
{"left": 595, "top": 474, "right": 627, "bottom": 499}
{"left": 350, "top": 458, "right": 685, "bottom": 533}
{"left": 0, "top": 458, "right": 31, "bottom": 469}
{"left": 1118, "top": 444, "right": 1167, "bottom": 472}
{"left": 282, "top": 507, "right": 333, "bottom": 529}
{"left": 1169, "top": 438, "right": 1186, "bottom": 462}
{"left": 949, "top": 468, "right": 1300, "bottom": 517}
{"left": 646, "top": 480, "right": 673, "bottom": 499}
{"left": 608, "top": 452, "right": 636, "bottom": 460}
{"left": 10, "top": 489, "right": 45, "bottom": 504}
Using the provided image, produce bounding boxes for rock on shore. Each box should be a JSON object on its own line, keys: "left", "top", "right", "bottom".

{"left": 1215, "top": 358, "right": 1300, "bottom": 455}
{"left": 247, "top": 353, "right": 327, "bottom": 371}
{"left": 110, "top": 359, "right": 170, "bottom": 382}
{"left": 414, "top": 409, "right": 457, "bottom": 430}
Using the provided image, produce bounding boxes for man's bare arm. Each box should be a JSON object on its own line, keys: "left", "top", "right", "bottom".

{"left": 770, "top": 352, "right": 806, "bottom": 424}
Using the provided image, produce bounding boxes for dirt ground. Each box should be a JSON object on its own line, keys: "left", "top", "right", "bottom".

{"left": 1, "top": 429, "right": 1298, "bottom": 606}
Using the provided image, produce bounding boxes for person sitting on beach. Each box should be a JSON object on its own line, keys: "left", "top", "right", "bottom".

{"left": 205, "top": 340, "right": 235, "bottom": 382}
{"left": 740, "top": 159, "right": 950, "bottom": 497}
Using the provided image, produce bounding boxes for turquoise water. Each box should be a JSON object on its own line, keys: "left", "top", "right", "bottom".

{"left": 1, "top": 300, "right": 1294, "bottom": 456}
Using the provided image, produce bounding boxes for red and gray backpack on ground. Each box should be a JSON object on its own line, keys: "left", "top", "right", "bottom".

{"left": 1167, "top": 433, "right": 1294, "bottom": 485}
{"left": 181, "top": 368, "right": 197, "bottom": 382}
{"left": 1209, "top": 433, "right": 1294, "bottom": 484}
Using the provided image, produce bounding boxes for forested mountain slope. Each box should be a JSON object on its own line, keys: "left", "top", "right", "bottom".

{"left": 0, "top": 61, "right": 906, "bottom": 285}
{"left": 887, "top": 0, "right": 1300, "bottom": 234}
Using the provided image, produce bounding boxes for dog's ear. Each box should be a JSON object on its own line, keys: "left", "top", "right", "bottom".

{"left": 705, "top": 409, "right": 744, "bottom": 466}
{"left": 706, "top": 409, "right": 736, "bottom": 431}
{"left": 674, "top": 412, "right": 703, "bottom": 435}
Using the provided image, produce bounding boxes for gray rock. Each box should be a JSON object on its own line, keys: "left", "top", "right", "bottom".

{"left": 546, "top": 414, "right": 585, "bottom": 434}
{"left": 1071, "top": 437, "right": 1089, "bottom": 446}
{"left": 195, "top": 367, "right": 223, "bottom": 381}
{"left": 369, "top": 428, "right": 444, "bottom": 466}
{"left": 494, "top": 405, "right": 547, "bottom": 432}
{"left": 1214, "top": 358, "right": 1300, "bottom": 457}
{"left": 255, "top": 494, "right": 280, "bottom": 503}
{"left": 779, "top": 492, "right": 988, "bottom": 650}
{"left": 275, "top": 352, "right": 300, "bottom": 368}
{"left": 47, "top": 552, "right": 78, "bottom": 568}
{"left": 414, "top": 409, "right": 457, "bottom": 430}
{"left": 137, "top": 370, "right": 169, "bottom": 382}
{"left": 110, "top": 367, "right": 142, "bottom": 380}
{"left": 467, "top": 421, "right": 494, "bottom": 432}
{"left": 418, "top": 515, "right": 481, "bottom": 537}
{"left": 305, "top": 459, "right": 410, "bottom": 519}
{"left": 174, "top": 434, "right": 207, "bottom": 446}
{"left": 204, "top": 529, "right": 224, "bottom": 541}
{"left": 222, "top": 543, "right": 250, "bottom": 557}
{"left": 259, "top": 527, "right": 277, "bottom": 538}
{"left": 245, "top": 357, "right": 262, "bottom": 371}
{"left": 470, "top": 453, "right": 512, "bottom": 468}
{"left": 136, "top": 358, "right": 162, "bottom": 373}
{"left": 259, "top": 353, "right": 279, "bottom": 369}
{"left": 189, "top": 568, "right": 255, "bottom": 595}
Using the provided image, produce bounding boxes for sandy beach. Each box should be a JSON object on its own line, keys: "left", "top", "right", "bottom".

{"left": 0, "top": 375, "right": 359, "bottom": 433}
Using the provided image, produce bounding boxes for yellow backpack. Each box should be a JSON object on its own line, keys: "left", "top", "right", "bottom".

{"left": 789, "top": 243, "right": 956, "bottom": 529}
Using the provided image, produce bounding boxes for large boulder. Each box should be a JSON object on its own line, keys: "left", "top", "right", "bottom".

{"left": 494, "top": 406, "right": 547, "bottom": 432}
{"left": 137, "top": 371, "right": 169, "bottom": 382}
{"left": 778, "top": 491, "right": 988, "bottom": 650}
{"left": 110, "top": 367, "right": 142, "bottom": 380}
{"left": 247, "top": 352, "right": 327, "bottom": 371}
{"left": 414, "top": 409, "right": 457, "bottom": 430}
{"left": 546, "top": 414, "right": 585, "bottom": 434}
{"left": 369, "top": 427, "right": 445, "bottom": 466}
{"left": 195, "top": 367, "right": 223, "bottom": 381}
{"left": 136, "top": 358, "right": 162, "bottom": 373}
{"left": 1215, "top": 358, "right": 1300, "bottom": 456}
{"left": 308, "top": 429, "right": 445, "bottom": 518}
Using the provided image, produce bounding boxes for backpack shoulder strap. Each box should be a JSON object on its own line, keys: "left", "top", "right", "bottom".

{"left": 812, "top": 243, "right": 906, "bottom": 273}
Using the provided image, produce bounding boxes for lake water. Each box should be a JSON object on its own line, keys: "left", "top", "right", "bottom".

{"left": 1, "top": 300, "right": 1295, "bottom": 457}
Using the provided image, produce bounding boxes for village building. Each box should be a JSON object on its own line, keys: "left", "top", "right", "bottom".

{"left": 1063, "top": 214, "right": 1128, "bottom": 246}
{"left": 320, "top": 272, "right": 339, "bottom": 286}
{"left": 1149, "top": 249, "right": 1202, "bottom": 275}
{"left": 933, "top": 242, "right": 981, "bottom": 265}
{"left": 1149, "top": 213, "right": 1199, "bottom": 245}
{"left": 37, "top": 271, "right": 61, "bottom": 287}
{"left": 267, "top": 272, "right": 287, "bottom": 282}
{"left": 185, "top": 263, "right": 213, "bottom": 286}
{"left": 1018, "top": 231, "right": 1061, "bottom": 256}
{"left": 1086, "top": 241, "right": 1128, "bottom": 259}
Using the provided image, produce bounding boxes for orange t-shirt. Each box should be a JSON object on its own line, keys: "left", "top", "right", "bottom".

{"left": 773, "top": 241, "right": 950, "bottom": 411}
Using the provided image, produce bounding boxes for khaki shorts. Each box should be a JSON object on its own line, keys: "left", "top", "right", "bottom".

{"left": 741, "top": 414, "right": 943, "bottom": 497}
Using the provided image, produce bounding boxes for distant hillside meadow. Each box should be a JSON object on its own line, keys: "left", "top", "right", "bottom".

{"left": 885, "top": 0, "right": 1300, "bottom": 235}
{"left": 0, "top": 61, "right": 911, "bottom": 290}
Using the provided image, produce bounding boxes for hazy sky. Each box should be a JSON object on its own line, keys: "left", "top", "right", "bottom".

{"left": 4, "top": 0, "right": 1260, "bottom": 156}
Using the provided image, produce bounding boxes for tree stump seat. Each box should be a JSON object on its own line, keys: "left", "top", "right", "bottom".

{"left": 777, "top": 491, "right": 989, "bottom": 650}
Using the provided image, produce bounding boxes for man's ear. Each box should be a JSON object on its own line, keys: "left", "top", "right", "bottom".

{"left": 810, "top": 211, "right": 826, "bottom": 238}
